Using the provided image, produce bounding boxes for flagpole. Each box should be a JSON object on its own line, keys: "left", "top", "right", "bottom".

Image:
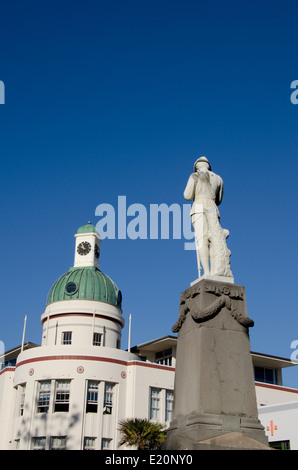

{"left": 128, "top": 314, "right": 132, "bottom": 352}
{"left": 21, "top": 315, "right": 27, "bottom": 352}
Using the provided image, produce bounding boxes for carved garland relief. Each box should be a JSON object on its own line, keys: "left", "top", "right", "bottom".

{"left": 172, "top": 283, "right": 254, "bottom": 333}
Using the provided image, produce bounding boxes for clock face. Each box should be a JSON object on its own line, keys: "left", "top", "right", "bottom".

{"left": 77, "top": 241, "right": 91, "bottom": 255}
{"left": 94, "top": 244, "right": 100, "bottom": 259}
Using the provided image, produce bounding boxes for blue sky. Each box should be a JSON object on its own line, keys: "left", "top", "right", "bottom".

{"left": 0, "top": 0, "right": 298, "bottom": 386}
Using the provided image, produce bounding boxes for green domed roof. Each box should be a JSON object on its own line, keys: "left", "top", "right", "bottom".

{"left": 46, "top": 266, "right": 122, "bottom": 308}
{"left": 76, "top": 221, "right": 99, "bottom": 234}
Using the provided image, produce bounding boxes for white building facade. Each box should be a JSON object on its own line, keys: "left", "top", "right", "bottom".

{"left": 0, "top": 222, "right": 297, "bottom": 450}
{"left": 0, "top": 223, "right": 175, "bottom": 451}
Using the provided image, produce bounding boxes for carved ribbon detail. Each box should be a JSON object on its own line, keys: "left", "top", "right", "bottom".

{"left": 172, "top": 289, "right": 254, "bottom": 333}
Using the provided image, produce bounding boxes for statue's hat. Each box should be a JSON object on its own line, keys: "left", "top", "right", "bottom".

{"left": 194, "top": 156, "right": 211, "bottom": 171}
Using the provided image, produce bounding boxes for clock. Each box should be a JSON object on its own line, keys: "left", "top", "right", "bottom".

{"left": 94, "top": 244, "right": 100, "bottom": 259}
{"left": 77, "top": 241, "right": 91, "bottom": 255}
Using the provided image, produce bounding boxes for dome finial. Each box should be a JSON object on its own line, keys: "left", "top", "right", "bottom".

{"left": 76, "top": 222, "right": 100, "bottom": 235}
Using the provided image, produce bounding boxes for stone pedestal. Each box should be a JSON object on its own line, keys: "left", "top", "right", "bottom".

{"left": 163, "top": 279, "right": 269, "bottom": 450}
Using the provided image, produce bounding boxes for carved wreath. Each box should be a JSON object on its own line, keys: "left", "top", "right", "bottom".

{"left": 172, "top": 290, "right": 254, "bottom": 333}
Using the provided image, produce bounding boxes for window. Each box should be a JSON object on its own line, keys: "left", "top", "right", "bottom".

{"left": 37, "top": 381, "right": 51, "bottom": 413}
{"left": 19, "top": 384, "right": 26, "bottom": 416}
{"left": 84, "top": 437, "right": 96, "bottom": 450}
{"left": 2, "top": 358, "right": 16, "bottom": 370}
{"left": 138, "top": 356, "right": 147, "bottom": 362}
{"left": 62, "top": 331, "right": 72, "bottom": 345}
{"left": 32, "top": 437, "right": 46, "bottom": 450}
{"left": 54, "top": 380, "right": 71, "bottom": 412}
{"left": 86, "top": 381, "right": 99, "bottom": 413}
{"left": 93, "top": 332, "right": 102, "bottom": 346}
{"left": 269, "top": 440, "right": 290, "bottom": 450}
{"left": 102, "top": 438, "right": 112, "bottom": 450}
{"left": 150, "top": 388, "right": 160, "bottom": 420}
{"left": 65, "top": 282, "right": 77, "bottom": 294}
{"left": 165, "top": 390, "right": 174, "bottom": 422}
{"left": 104, "top": 383, "right": 115, "bottom": 414}
{"left": 50, "top": 436, "right": 67, "bottom": 450}
{"left": 254, "top": 366, "right": 278, "bottom": 384}
{"left": 155, "top": 348, "right": 172, "bottom": 366}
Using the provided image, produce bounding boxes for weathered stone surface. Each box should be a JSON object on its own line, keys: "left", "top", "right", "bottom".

{"left": 172, "top": 278, "right": 254, "bottom": 333}
{"left": 197, "top": 432, "right": 271, "bottom": 450}
{"left": 164, "top": 279, "right": 269, "bottom": 450}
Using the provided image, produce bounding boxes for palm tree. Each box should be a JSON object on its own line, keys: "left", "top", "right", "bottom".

{"left": 118, "top": 418, "right": 167, "bottom": 450}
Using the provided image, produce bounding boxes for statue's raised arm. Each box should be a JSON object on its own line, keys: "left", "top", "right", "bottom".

{"left": 183, "top": 173, "right": 197, "bottom": 201}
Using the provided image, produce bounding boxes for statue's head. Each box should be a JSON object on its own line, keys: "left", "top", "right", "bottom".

{"left": 194, "top": 156, "right": 211, "bottom": 172}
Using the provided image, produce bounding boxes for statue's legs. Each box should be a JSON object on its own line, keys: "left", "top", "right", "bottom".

{"left": 192, "top": 213, "right": 210, "bottom": 275}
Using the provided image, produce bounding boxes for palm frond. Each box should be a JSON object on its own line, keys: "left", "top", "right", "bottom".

{"left": 118, "top": 418, "right": 167, "bottom": 450}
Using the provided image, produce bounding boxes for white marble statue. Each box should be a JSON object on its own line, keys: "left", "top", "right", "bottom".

{"left": 184, "top": 156, "right": 233, "bottom": 280}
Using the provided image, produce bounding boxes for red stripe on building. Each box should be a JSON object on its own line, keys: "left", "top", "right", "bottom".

{"left": 15, "top": 355, "right": 174, "bottom": 372}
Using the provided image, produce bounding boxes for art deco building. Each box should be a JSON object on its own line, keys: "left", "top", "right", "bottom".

{"left": 0, "top": 223, "right": 175, "bottom": 450}
{"left": 0, "top": 223, "right": 297, "bottom": 450}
